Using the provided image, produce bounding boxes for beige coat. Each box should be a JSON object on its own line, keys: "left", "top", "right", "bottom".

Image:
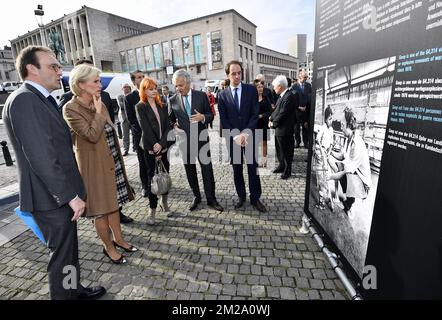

{"left": 63, "top": 97, "right": 134, "bottom": 217}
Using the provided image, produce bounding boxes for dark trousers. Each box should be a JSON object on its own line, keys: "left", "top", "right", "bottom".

{"left": 275, "top": 135, "right": 294, "bottom": 176}
{"left": 229, "top": 142, "right": 262, "bottom": 204}
{"left": 294, "top": 117, "right": 309, "bottom": 147}
{"left": 33, "top": 205, "right": 81, "bottom": 300}
{"left": 133, "top": 133, "right": 149, "bottom": 190}
{"left": 183, "top": 146, "right": 217, "bottom": 203}
{"left": 144, "top": 151, "right": 170, "bottom": 209}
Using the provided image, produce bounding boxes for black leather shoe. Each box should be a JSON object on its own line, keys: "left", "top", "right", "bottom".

{"left": 143, "top": 189, "right": 149, "bottom": 197}
{"left": 189, "top": 198, "right": 201, "bottom": 211}
{"left": 281, "top": 174, "right": 291, "bottom": 180}
{"left": 207, "top": 201, "right": 224, "bottom": 212}
{"left": 234, "top": 198, "right": 246, "bottom": 209}
{"left": 103, "top": 248, "right": 127, "bottom": 264}
{"left": 272, "top": 167, "right": 283, "bottom": 174}
{"left": 78, "top": 286, "right": 106, "bottom": 300}
{"left": 252, "top": 200, "right": 267, "bottom": 213}
{"left": 113, "top": 241, "right": 138, "bottom": 253}
{"left": 119, "top": 212, "right": 134, "bottom": 224}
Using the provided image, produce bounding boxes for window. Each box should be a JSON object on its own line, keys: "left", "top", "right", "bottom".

{"left": 144, "top": 45, "right": 154, "bottom": 70}
{"left": 162, "top": 41, "right": 171, "bottom": 66}
{"left": 136, "top": 47, "right": 144, "bottom": 71}
{"left": 127, "top": 49, "right": 136, "bottom": 72}
{"left": 239, "top": 45, "right": 243, "bottom": 58}
{"left": 171, "top": 39, "right": 181, "bottom": 65}
{"left": 245, "top": 47, "right": 248, "bottom": 61}
{"left": 196, "top": 65, "right": 201, "bottom": 74}
{"left": 193, "top": 34, "right": 202, "bottom": 64}
{"left": 153, "top": 44, "right": 161, "bottom": 69}
{"left": 182, "top": 37, "right": 191, "bottom": 66}
{"left": 120, "top": 51, "right": 128, "bottom": 72}
{"left": 250, "top": 49, "right": 253, "bottom": 62}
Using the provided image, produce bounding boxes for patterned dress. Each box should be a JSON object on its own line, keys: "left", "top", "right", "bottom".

{"left": 104, "top": 123, "right": 129, "bottom": 207}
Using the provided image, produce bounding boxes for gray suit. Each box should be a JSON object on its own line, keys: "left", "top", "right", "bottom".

{"left": 2, "top": 83, "right": 86, "bottom": 299}
{"left": 169, "top": 90, "right": 217, "bottom": 203}
{"left": 117, "top": 93, "right": 131, "bottom": 153}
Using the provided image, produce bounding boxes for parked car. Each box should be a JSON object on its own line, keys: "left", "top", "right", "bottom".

{"left": 2, "top": 81, "right": 21, "bottom": 93}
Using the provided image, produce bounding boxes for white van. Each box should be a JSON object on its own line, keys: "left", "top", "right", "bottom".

{"left": 204, "top": 80, "right": 223, "bottom": 99}
{"left": 51, "top": 71, "right": 132, "bottom": 104}
{"left": 2, "top": 81, "right": 21, "bottom": 93}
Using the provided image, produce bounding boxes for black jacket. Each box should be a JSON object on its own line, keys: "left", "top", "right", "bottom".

{"left": 270, "top": 90, "right": 299, "bottom": 137}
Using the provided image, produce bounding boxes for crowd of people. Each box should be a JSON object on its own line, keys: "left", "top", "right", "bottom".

{"left": 3, "top": 45, "right": 314, "bottom": 300}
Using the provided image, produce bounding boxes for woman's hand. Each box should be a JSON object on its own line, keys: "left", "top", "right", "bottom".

{"left": 153, "top": 143, "right": 162, "bottom": 154}
{"left": 155, "top": 155, "right": 162, "bottom": 161}
{"left": 93, "top": 95, "right": 103, "bottom": 114}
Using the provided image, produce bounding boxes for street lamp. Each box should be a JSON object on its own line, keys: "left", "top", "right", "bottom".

{"left": 34, "top": 4, "right": 47, "bottom": 47}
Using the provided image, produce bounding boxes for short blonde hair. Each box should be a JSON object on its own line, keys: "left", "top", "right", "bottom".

{"left": 69, "top": 64, "right": 101, "bottom": 96}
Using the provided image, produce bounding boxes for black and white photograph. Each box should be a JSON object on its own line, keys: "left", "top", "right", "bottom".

{"left": 309, "top": 56, "right": 396, "bottom": 277}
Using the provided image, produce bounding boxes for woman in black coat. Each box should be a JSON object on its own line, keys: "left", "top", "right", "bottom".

{"left": 254, "top": 80, "right": 272, "bottom": 167}
{"left": 135, "top": 77, "right": 172, "bottom": 225}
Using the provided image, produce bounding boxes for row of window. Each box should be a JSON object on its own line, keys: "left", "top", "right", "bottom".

{"left": 120, "top": 35, "right": 203, "bottom": 72}
{"left": 238, "top": 45, "right": 254, "bottom": 62}
{"left": 257, "top": 53, "right": 296, "bottom": 69}
{"left": 117, "top": 24, "right": 143, "bottom": 36}
{"left": 238, "top": 27, "right": 253, "bottom": 45}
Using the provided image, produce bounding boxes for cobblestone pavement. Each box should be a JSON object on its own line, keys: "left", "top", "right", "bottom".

{"left": 0, "top": 115, "right": 348, "bottom": 300}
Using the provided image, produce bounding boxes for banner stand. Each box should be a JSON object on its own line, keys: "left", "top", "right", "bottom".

{"left": 299, "top": 215, "right": 363, "bottom": 301}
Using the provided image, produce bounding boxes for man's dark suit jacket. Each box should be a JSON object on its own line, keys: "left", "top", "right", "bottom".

{"left": 169, "top": 90, "right": 214, "bottom": 144}
{"left": 217, "top": 83, "right": 259, "bottom": 134}
{"left": 270, "top": 90, "right": 299, "bottom": 136}
{"left": 2, "top": 83, "right": 86, "bottom": 212}
{"left": 59, "top": 90, "right": 115, "bottom": 123}
{"left": 134, "top": 101, "right": 171, "bottom": 152}
{"left": 292, "top": 82, "right": 312, "bottom": 122}
{"left": 125, "top": 90, "right": 142, "bottom": 139}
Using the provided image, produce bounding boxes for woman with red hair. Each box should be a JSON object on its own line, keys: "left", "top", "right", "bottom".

{"left": 135, "top": 77, "right": 172, "bottom": 225}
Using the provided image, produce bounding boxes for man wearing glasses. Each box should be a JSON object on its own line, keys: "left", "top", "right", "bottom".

{"left": 2, "top": 46, "right": 106, "bottom": 300}
{"left": 293, "top": 71, "right": 312, "bottom": 149}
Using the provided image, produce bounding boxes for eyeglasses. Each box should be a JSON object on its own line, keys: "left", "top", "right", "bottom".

{"left": 46, "top": 64, "right": 63, "bottom": 72}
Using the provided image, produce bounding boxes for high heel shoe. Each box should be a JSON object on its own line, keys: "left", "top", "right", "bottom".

{"left": 102, "top": 248, "right": 127, "bottom": 264}
{"left": 112, "top": 241, "right": 139, "bottom": 253}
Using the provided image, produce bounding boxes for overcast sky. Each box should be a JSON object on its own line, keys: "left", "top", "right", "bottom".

{"left": 0, "top": 0, "right": 315, "bottom": 54}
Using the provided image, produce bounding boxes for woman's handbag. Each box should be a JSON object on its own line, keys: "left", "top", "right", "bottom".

{"left": 151, "top": 159, "right": 172, "bottom": 195}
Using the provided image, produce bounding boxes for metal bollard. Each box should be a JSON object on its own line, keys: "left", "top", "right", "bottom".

{"left": 1, "top": 141, "right": 13, "bottom": 166}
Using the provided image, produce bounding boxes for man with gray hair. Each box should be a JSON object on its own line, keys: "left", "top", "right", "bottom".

{"left": 169, "top": 69, "right": 224, "bottom": 212}
{"left": 269, "top": 75, "right": 298, "bottom": 179}
{"left": 117, "top": 83, "right": 132, "bottom": 156}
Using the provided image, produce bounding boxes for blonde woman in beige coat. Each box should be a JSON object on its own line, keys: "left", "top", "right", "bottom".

{"left": 63, "top": 64, "right": 137, "bottom": 265}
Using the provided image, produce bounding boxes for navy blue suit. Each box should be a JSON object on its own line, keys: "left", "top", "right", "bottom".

{"left": 218, "top": 83, "right": 262, "bottom": 204}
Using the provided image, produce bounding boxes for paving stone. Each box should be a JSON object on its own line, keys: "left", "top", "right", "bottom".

{"left": 280, "top": 287, "right": 296, "bottom": 300}
{"left": 251, "top": 285, "right": 266, "bottom": 298}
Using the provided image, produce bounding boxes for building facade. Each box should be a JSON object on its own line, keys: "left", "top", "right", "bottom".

{"left": 10, "top": 7, "right": 297, "bottom": 89}
{"left": 10, "top": 6, "right": 156, "bottom": 71}
{"left": 116, "top": 10, "right": 258, "bottom": 89}
{"left": 256, "top": 46, "right": 298, "bottom": 86}
{"left": 0, "top": 46, "right": 18, "bottom": 83}
{"left": 288, "top": 34, "right": 307, "bottom": 66}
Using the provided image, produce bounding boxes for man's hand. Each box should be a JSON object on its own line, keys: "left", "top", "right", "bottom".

{"left": 304, "top": 122, "right": 309, "bottom": 129}
{"left": 234, "top": 133, "right": 249, "bottom": 147}
{"left": 153, "top": 143, "right": 162, "bottom": 154}
{"left": 69, "top": 197, "right": 86, "bottom": 222}
{"left": 190, "top": 111, "right": 204, "bottom": 123}
{"left": 298, "top": 106, "right": 306, "bottom": 112}
{"left": 268, "top": 121, "right": 273, "bottom": 129}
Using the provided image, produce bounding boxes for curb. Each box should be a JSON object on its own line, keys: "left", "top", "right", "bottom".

{"left": 0, "top": 193, "right": 19, "bottom": 207}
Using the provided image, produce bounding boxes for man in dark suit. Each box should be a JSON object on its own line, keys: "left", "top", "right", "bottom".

{"left": 269, "top": 76, "right": 298, "bottom": 179}
{"left": 292, "top": 71, "right": 312, "bottom": 148}
{"left": 218, "top": 61, "right": 267, "bottom": 213}
{"left": 2, "top": 46, "right": 105, "bottom": 300}
{"left": 58, "top": 59, "right": 116, "bottom": 123}
{"left": 161, "top": 85, "right": 172, "bottom": 114}
{"left": 125, "top": 70, "right": 150, "bottom": 198}
{"left": 169, "top": 69, "right": 223, "bottom": 212}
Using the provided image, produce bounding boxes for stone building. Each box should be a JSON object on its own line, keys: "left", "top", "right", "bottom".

{"left": 257, "top": 46, "right": 298, "bottom": 86}
{"left": 10, "top": 7, "right": 297, "bottom": 88}
{"left": 10, "top": 6, "right": 156, "bottom": 71}
{"left": 0, "top": 46, "right": 18, "bottom": 83}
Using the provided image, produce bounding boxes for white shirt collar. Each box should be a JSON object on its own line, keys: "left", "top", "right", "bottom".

{"left": 230, "top": 82, "right": 242, "bottom": 91}
{"left": 280, "top": 88, "right": 289, "bottom": 97}
{"left": 24, "top": 80, "right": 51, "bottom": 98}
